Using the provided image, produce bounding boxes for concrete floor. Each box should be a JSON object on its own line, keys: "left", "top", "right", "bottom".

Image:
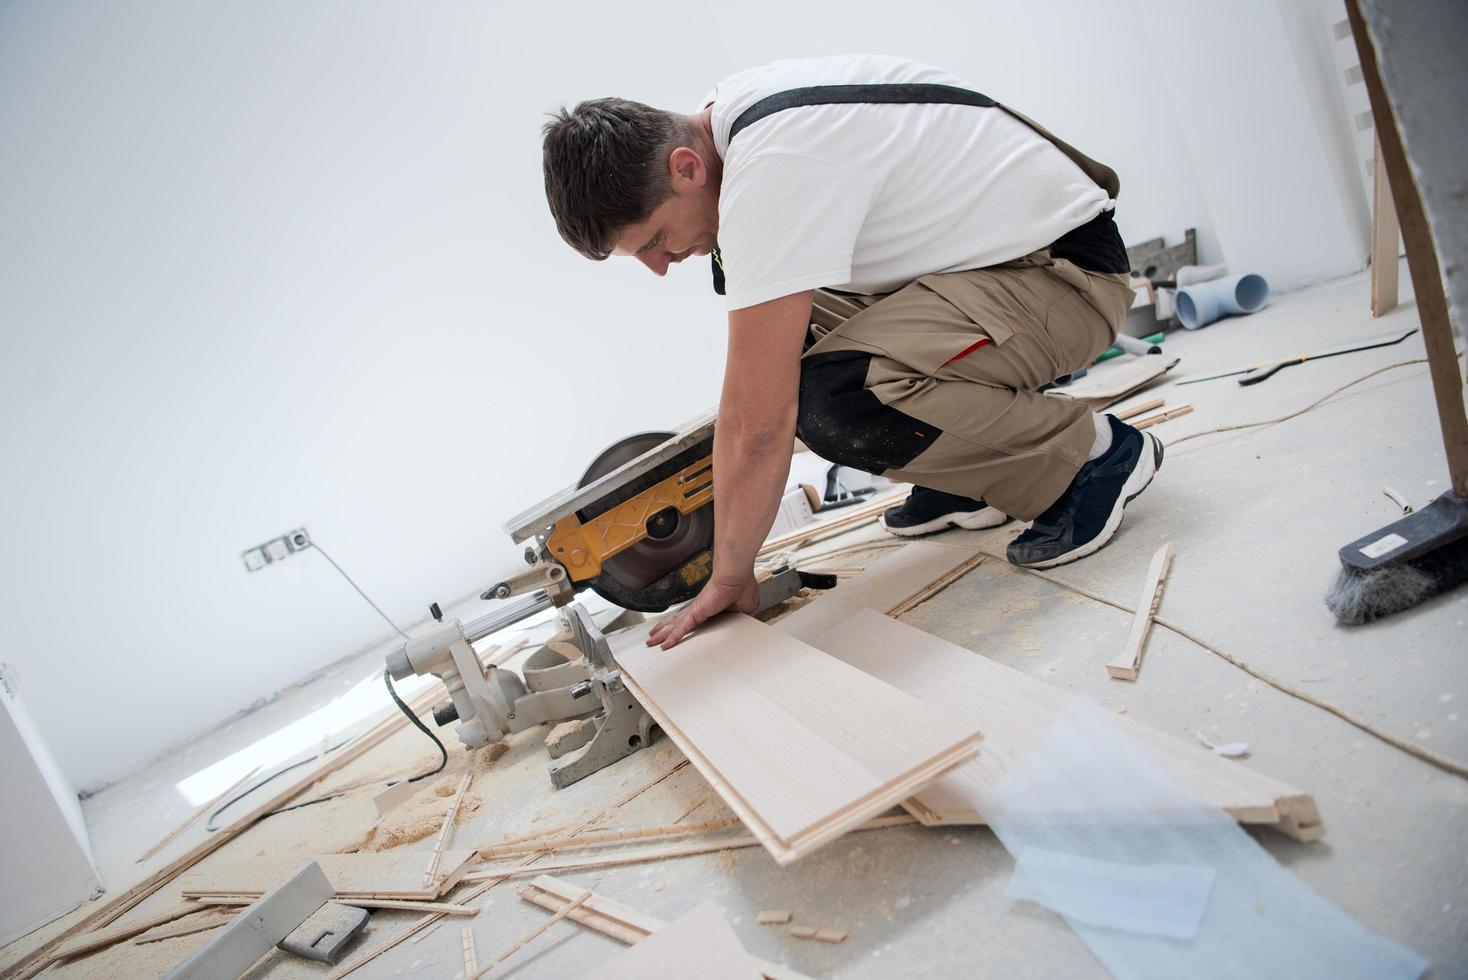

{"left": 5, "top": 260, "right": 1466, "bottom": 979}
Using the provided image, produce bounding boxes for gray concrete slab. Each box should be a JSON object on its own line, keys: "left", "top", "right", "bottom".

{"left": 7, "top": 261, "right": 1466, "bottom": 979}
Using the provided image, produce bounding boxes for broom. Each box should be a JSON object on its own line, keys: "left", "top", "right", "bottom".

{"left": 1326, "top": 0, "right": 1468, "bottom": 624}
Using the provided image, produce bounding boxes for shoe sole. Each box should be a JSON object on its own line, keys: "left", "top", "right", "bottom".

{"left": 1016, "top": 434, "right": 1165, "bottom": 569}
{"left": 883, "top": 508, "right": 1012, "bottom": 537}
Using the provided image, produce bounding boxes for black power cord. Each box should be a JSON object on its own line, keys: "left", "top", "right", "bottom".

{"left": 199, "top": 537, "right": 452, "bottom": 830}
{"left": 382, "top": 666, "right": 447, "bottom": 785}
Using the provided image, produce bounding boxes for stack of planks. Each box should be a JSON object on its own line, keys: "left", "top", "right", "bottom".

{"left": 774, "top": 543, "right": 1323, "bottom": 841}
{"left": 610, "top": 615, "right": 983, "bottom": 865}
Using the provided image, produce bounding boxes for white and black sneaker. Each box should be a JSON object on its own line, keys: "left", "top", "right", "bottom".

{"left": 1006, "top": 415, "right": 1164, "bottom": 568}
{"left": 882, "top": 487, "right": 1011, "bottom": 537}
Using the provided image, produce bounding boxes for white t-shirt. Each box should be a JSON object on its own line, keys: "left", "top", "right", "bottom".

{"left": 705, "top": 54, "right": 1112, "bottom": 310}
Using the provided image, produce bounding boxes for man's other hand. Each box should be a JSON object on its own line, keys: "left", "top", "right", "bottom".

{"left": 645, "top": 571, "right": 760, "bottom": 649}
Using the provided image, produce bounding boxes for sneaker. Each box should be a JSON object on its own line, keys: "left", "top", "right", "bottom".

{"left": 882, "top": 486, "right": 1011, "bottom": 537}
{"left": 1006, "top": 415, "right": 1164, "bottom": 568}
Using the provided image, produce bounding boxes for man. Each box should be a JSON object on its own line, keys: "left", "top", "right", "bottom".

{"left": 541, "top": 54, "right": 1162, "bottom": 649}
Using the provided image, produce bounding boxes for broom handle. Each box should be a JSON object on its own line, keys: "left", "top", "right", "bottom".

{"left": 1349, "top": 0, "right": 1468, "bottom": 498}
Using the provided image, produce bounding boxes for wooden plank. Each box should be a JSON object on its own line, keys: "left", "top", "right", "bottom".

{"left": 164, "top": 861, "right": 333, "bottom": 980}
{"left": 461, "top": 926, "right": 478, "bottom": 975}
{"left": 195, "top": 896, "right": 479, "bottom": 916}
{"left": 325, "top": 759, "right": 690, "bottom": 980}
{"left": 756, "top": 911, "right": 792, "bottom": 925}
{"left": 423, "top": 771, "right": 473, "bottom": 887}
{"left": 758, "top": 489, "right": 907, "bottom": 555}
{"left": 47, "top": 904, "right": 208, "bottom": 963}
{"left": 134, "top": 911, "right": 239, "bottom": 944}
{"left": 776, "top": 542, "right": 982, "bottom": 647}
{"left": 788, "top": 925, "right": 848, "bottom": 944}
{"left": 611, "top": 615, "right": 981, "bottom": 865}
{"left": 1349, "top": 0, "right": 1468, "bottom": 497}
{"left": 179, "top": 850, "right": 477, "bottom": 901}
{"left": 476, "top": 817, "right": 742, "bottom": 860}
{"left": 1370, "top": 133, "right": 1400, "bottom": 316}
{"left": 464, "top": 816, "right": 915, "bottom": 881}
{"left": 468, "top": 890, "right": 592, "bottom": 979}
{"left": 1045, "top": 354, "right": 1180, "bottom": 409}
{"left": 1106, "top": 543, "right": 1175, "bottom": 681}
{"left": 0, "top": 685, "right": 445, "bottom": 980}
{"left": 593, "top": 900, "right": 762, "bottom": 980}
{"left": 805, "top": 610, "right": 1322, "bottom": 841}
{"left": 520, "top": 876, "right": 815, "bottom": 980}
{"left": 135, "top": 767, "right": 261, "bottom": 864}
{"left": 1113, "top": 397, "right": 1165, "bottom": 421}
{"left": 1132, "top": 405, "right": 1194, "bottom": 430}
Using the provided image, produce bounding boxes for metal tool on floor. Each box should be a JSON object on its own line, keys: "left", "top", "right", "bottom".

{"left": 385, "top": 413, "right": 835, "bottom": 787}
{"left": 1171, "top": 326, "right": 1418, "bottom": 385}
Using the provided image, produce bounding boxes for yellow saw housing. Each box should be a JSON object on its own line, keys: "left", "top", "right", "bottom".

{"left": 545, "top": 455, "right": 713, "bottom": 582}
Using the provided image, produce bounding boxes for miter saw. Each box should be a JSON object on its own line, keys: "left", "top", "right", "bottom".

{"left": 385, "top": 411, "right": 834, "bottom": 787}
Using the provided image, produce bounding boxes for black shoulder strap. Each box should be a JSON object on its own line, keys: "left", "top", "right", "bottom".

{"left": 713, "top": 83, "right": 998, "bottom": 295}
{"left": 728, "top": 83, "right": 995, "bottom": 143}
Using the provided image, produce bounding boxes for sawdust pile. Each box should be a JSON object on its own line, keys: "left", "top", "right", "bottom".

{"left": 349, "top": 741, "right": 507, "bottom": 853}
{"left": 353, "top": 786, "right": 483, "bottom": 852}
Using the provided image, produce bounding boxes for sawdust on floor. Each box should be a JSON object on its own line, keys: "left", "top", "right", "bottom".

{"left": 348, "top": 741, "right": 507, "bottom": 853}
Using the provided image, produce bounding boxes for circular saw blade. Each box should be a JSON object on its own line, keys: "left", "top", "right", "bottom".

{"left": 578, "top": 431, "right": 715, "bottom": 600}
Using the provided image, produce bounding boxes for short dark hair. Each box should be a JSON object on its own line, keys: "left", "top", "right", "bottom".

{"left": 541, "top": 98, "right": 692, "bottom": 261}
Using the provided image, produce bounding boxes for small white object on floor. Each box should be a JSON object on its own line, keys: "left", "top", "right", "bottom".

{"left": 1197, "top": 732, "right": 1250, "bottom": 758}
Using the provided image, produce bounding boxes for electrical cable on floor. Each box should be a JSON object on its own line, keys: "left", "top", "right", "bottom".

{"left": 204, "top": 737, "right": 353, "bottom": 831}
{"left": 201, "top": 538, "right": 449, "bottom": 828}
{"left": 382, "top": 666, "right": 447, "bottom": 785}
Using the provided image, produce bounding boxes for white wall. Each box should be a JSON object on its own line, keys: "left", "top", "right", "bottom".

{"left": 0, "top": 0, "right": 1365, "bottom": 792}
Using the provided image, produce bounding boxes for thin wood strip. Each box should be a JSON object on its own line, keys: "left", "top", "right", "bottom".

{"left": 467, "top": 890, "right": 592, "bottom": 979}
{"left": 477, "top": 759, "right": 693, "bottom": 851}
{"left": 463, "top": 816, "right": 916, "bottom": 882}
{"left": 1369, "top": 133, "right": 1400, "bottom": 316}
{"left": 476, "top": 817, "right": 742, "bottom": 860}
{"left": 1114, "top": 397, "right": 1165, "bottom": 421}
{"left": 886, "top": 553, "right": 985, "bottom": 618}
{"left": 135, "top": 767, "right": 261, "bottom": 864}
{"left": 1106, "top": 543, "right": 1175, "bottom": 681}
{"left": 424, "top": 771, "right": 473, "bottom": 887}
{"left": 461, "top": 926, "right": 478, "bottom": 975}
{"left": 133, "top": 911, "right": 239, "bottom": 944}
{"left": 194, "top": 896, "right": 479, "bottom": 916}
{"left": 1133, "top": 405, "right": 1194, "bottom": 430}
{"left": 325, "top": 758, "right": 690, "bottom": 979}
{"left": 758, "top": 490, "right": 908, "bottom": 555}
{"left": 47, "top": 904, "right": 208, "bottom": 963}
{"left": 519, "top": 876, "right": 814, "bottom": 980}
{"left": 1, "top": 686, "right": 444, "bottom": 980}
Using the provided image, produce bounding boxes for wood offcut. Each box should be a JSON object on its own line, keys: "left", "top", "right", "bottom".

{"left": 1106, "top": 542, "right": 1175, "bottom": 681}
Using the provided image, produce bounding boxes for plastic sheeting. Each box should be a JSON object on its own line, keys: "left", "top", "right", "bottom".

{"left": 977, "top": 700, "right": 1429, "bottom": 980}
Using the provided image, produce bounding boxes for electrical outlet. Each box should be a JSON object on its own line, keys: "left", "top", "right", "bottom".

{"left": 242, "top": 527, "right": 311, "bottom": 572}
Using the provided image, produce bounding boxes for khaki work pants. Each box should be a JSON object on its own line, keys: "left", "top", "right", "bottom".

{"left": 797, "top": 250, "right": 1135, "bottom": 521}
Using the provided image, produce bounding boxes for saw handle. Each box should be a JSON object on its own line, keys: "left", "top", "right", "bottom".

{"left": 1239, "top": 356, "right": 1306, "bottom": 385}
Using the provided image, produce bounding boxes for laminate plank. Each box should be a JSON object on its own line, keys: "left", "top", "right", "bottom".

{"left": 612, "top": 615, "right": 981, "bottom": 864}
{"left": 775, "top": 542, "right": 982, "bottom": 646}
{"left": 520, "top": 876, "right": 814, "bottom": 980}
{"left": 178, "top": 850, "right": 477, "bottom": 901}
{"left": 805, "top": 610, "right": 1322, "bottom": 840}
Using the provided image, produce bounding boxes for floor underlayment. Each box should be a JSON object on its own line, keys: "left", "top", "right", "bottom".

{"left": 4, "top": 259, "right": 1465, "bottom": 979}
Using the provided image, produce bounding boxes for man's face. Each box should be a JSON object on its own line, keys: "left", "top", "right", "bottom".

{"left": 611, "top": 147, "right": 719, "bottom": 277}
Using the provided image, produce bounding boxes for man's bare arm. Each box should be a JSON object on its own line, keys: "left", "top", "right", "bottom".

{"left": 646, "top": 290, "right": 813, "bottom": 648}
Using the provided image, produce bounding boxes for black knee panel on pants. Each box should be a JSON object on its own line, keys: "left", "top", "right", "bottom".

{"left": 797, "top": 351, "right": 943, "bottom": 474}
